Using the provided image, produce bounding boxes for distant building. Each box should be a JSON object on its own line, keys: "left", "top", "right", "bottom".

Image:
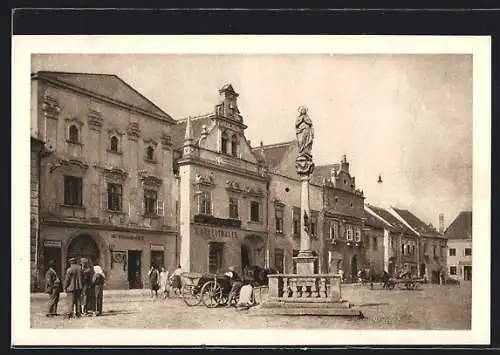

{"left": 445, "top": 211, "right": 473, "bottom": 282}
{"left": 390, "top": 208, "right": 447, "bottom": 284}
{"left": 32, "top": 71, "right": 178, "bottom": 290}
{"left": 365, "top": 204, "right": 420, "bottom": 276}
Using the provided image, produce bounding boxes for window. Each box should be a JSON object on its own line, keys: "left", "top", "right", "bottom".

{"left": 68, "top": 125, "right": 79, "bottom": 143}
{"left": 292, "top": 208, "right": 300, "bottom": 238}
{"left": 250, "top": 201, "right": 260, "bottom": 222}
{"left": 433, "top": 245, "right": 437, "bottom": 256}
{"left": 110, "top": 136, "right": 119, "bottom": 152}
{"left": 63, "top": 176, "right": 83, "bottom": 206}
{"left": 107, "top": 183, "right": 123, "bottom": 211}
{"left": 208, "top": 243, "right": 224, "bottom": 274}
{"left": 372, "top": 236, "right": 378, "bottom": 250}
{"left": 439, "top": 246, "right": 444, "bottom": 257}
{"left": 231, "top": 134, "right": 238, "bottom": 157}
{"left": 329, "top": 221, "right": 339, "bottom": 240}
{"left": 401, "top": 243, "right": 405, "bottom": 255}
{"left": 391, "top": 236, "right": 395, "bottom": 250}
{"left": 144, "top": 189, "right": 158, "bottom": 216}
{"left": 274, "top": 249, "right": 284, "bottom": 273}
{"left": 275, "top": 208, "right": 284, "bottom": 234}
{"left": 221, "top": 132, "right": 228, "bottom": 154}
{"left": 449, "top": 266, "right": 457, "bottom": 275}
{"left": 346, "top": 225, "right": 353, "bottom": 241}
{"left": 464, "top": 248, "right": 472, "bottom": 256}
{"left": 355, "top": 227, "right": 361, "bottom": 242}
{"left": 146, "top": 146, "right": 155, "bottom": 161}
{"left": 198, "top": 191, "right": 212, "bottom": 215}
{"left": 229, "top": 197, "right": 239, "bottom": 219}
{"left": 423, "top": 243, "right": 428, "bottom": 254}
{"left": 411, "top": 245, "right": 415, "bottom": 256}
{"left": 449, "top": 248, "right": 456, "bottom": 256}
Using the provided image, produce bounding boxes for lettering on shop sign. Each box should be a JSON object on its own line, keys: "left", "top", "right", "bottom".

{"left": 194, "top": 226, "right": 239, "bottom": 240}
{"left": 111, "top": 234, "right": 145, "bottom": 241}
{"left": 43, "top": 239, "right": 62, "bottom": 248}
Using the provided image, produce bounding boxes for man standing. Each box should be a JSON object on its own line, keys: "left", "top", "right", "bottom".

{"left": 64, "top": 257, "right": 83, "bottom": 318}
{"left": 44, "top": 260, "right": 61, "bottom": 317}
{"left": 225, "top": 266, "right": 243, "bottom": 307}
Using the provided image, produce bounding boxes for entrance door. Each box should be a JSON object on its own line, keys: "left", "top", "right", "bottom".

{"left": 67, "top": 234, "right": 100, "bottom": 266}
{"left": 150, "top": 250, "right": 164, "bottom": 269}
{"left": 420, "top": 263, "right": 426, "bottom": 278}
{"left": 351, "top": 255, "right": 358, "bottom": 283}
{"left": 388, "top": 258, "right": 395, "bottom": 276}
{"left": 431, "top": 270, "right": 439, "bottom": 284}
{"left": 43, "top": 247, "right": 62, "bottom": 280}
{"left": 128, "top": 251, "right": 142, "bottom": 289}
{"left": 463, "top": 266, "right": 472, "bottom": 281}
{"left": 241, "top": 245, "right": 250, "bottom": 270}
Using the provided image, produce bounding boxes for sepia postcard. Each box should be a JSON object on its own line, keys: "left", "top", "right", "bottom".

{"left": 12, "top": 35, "right": 491, "bottom": 346}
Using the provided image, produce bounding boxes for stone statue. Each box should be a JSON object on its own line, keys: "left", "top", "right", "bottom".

{"left": 295, "top": 106, "right": 314, "bottom": 157}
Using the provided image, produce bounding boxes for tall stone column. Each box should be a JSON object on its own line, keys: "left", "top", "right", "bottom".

{"left": 293, "top": 106, "right": 317, "bottom": 275}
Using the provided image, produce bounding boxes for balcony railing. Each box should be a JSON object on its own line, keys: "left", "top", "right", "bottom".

{"left": 267, "top": 274, "right": 342, "bottom": 302}
{"left": 194, "top": 214, "right": 242, "bottom": 228}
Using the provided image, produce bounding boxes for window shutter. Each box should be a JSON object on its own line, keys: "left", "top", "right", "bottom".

{"left": 156, "top": 200, "right": 165, "bottom": 216}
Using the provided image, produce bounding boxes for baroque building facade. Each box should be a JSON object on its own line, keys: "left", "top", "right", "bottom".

{"left": 32, "top": 71, "right": 178, "bottom": 290}
{"left": 445, "top": 211, "right": 472, "bottom": 282}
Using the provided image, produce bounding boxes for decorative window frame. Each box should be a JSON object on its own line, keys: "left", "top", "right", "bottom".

{"left": 196, "top": 190, "right": 213, "bottom": 216}
{"left": 144, "top": 138, "right": 159, "bottom": 163}
{"left": 102, "top": 167, "right": 128, "bottom": 214}
{"left": 249, "top": 200, "right": 261, "bottom": 223}
{"left": 228, "top": 195, "right": 240, "bottom": 220}
{"left": 65, "top": 117, "right": 84, "bottom": 145}
{"left": 274, "top": 201, "right": 285, "bottom": 234}
{"left": 107, "top": 128, "right": 124, "bottom": 154}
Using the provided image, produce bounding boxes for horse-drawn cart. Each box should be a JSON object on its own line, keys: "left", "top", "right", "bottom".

{"left": 362, "top": 275, "right": 424, "bottom": 290}
{"left": 180, "top": 272, "right": 233, "bottom": 308}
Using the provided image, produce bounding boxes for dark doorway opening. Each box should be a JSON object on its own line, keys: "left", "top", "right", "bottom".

{"left": 420, "top": 263, "right": 426, "bottom": 278}
{"left": 351, "top": 255, "right": 358, "bottom": 283}
{"left": 292, "top": 249, "right": 299, "bottom": 273}
{"left": 241, "top": 245, "right": 250, "bottom": 270}
{"left": 128, "top": 250, "right": 142, "bottom": 289}
{"left": 463, "top": 265, "right": 472, "bottom": 281}
{"left": 150, "top": 250, "right": 164, "bottom": 269}
{"left": 67, "top": 234, "right": 100, "bottom": 266}
{"left": 431, "top": 270, "right": 440, "bottom": 284}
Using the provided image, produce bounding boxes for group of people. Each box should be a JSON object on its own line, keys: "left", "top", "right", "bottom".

{"left": 147, "top": 264, "right": 182, "bottom": 299}
{"left": 44, "top": 257, "right": 105, "bottom": 318}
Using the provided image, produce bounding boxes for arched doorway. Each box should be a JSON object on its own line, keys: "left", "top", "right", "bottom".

{"left": 67, "top": 234, "right": 100, "bottom": 267}
{"left": 241, "top": 235, "right": 265, "bottom": 268}
{"left": 351, "top": 255, "right": 359, "bottom": 283}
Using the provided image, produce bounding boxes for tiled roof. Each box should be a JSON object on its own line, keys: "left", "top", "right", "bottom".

{"left": 363, "top": 207, "right": 395, "bottom": 231}
{"left": 310, "top": 164, "right": 337, "bottom": 186}
{"left": 392, "top": 208, "right": 443, "bottom": 238}
{"left": 444, "top": 211, "right": 472, "bottom": 240}
{"left": 252, "top": 141, "right": 294, "bottom": 168}
{"left": 34, "top": 71, "right": 174, "bottom": 122}
{"left": 366, "top": 204, "right": 417, "bottom": 236}
{"left": 171, "top": 114, "right": 213, "bottom": 150}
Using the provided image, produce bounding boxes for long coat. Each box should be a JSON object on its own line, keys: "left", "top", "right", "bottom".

{"left": 44, "top": 268, "right": 61, "bottom": 294}
{"left": 64, "top": 264, "right": 83, "bottom": 292}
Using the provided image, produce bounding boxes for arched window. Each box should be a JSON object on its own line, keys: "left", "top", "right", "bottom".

{"left": 146, "top": 146, "right": 154, "bottom": 161}
{"left": 69, "top": 125, "right": 79, "bottom": 143}
{"left": 231, "top": 134, "right": 238, "bottom": 157}
{"left": 221, "top": 131, "right": 228, "bottom": 154}
{"left": 110, "top": 136, "right": 119, "bottom": 152}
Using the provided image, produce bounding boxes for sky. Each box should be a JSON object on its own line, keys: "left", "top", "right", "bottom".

{"left": 31, "top": 54, "right": 473, "bottom": 229}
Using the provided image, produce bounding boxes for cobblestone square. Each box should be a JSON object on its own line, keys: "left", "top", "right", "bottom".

{"left": 30, "top": 283, "right": 471, "bottom": 330}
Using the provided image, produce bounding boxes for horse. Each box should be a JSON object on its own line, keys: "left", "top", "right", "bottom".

{"left": 242, "top": 265, "right": 277, "bottom": 287}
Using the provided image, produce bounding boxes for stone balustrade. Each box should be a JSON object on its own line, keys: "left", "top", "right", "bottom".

{"left": 266, "top": 274, "right": 342, "bottom": 303}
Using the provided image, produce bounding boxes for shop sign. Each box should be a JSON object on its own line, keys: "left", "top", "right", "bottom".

{"left": 151, "top": 244, "right": 165, "bottom": 251}
{"left": 111, "top": 234, "right": 145, "bottom": 241}
{"left": 43, "top": 239, "right": 62, "bottom": 248}
{"left": 194, "top": 226, "right": 239, "bottom": 240}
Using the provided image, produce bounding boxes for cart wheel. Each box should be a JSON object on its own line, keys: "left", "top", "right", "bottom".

{"left": 182, "top": 284, "right": 202, "bottom": 307}
{"left": 201, "top": 281, "right": 224, "bottom": 308}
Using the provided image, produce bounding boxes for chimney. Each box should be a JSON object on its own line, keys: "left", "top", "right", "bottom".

{"left": 439, "top": 213, "right": 444, "bottom": 233}
{"left": 341, "top": 154, "right": 349, "bottom": 172}
{"left": 247, "top": 139, "right": 251, "bottom": 146}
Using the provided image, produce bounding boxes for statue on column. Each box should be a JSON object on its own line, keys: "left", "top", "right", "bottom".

{"left": 295, "top": 106, "right": 315, "bottom": 176}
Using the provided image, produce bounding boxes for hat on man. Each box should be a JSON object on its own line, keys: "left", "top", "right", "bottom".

{"left": 68, "top": 257, "right": 77, "bottom": 264}
{"left": 228, "top": 266, "right": 235, "bottom": 272}
{"left": 48, "top": 260, "right": 56, "bottom": 268}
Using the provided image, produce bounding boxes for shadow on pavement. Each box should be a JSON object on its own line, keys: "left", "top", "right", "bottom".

{"left": 355, "top": 302, "right": 390, "bottom": 307}
{"left": 96, "top": 310, "right": 139, "bottom": 317}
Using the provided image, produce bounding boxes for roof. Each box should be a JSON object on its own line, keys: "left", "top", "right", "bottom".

{"left": 171, "top": 114, "right": 213, "bottom": 149}
{"left": 366, "top": 204, "right": 417, "bottom": 236}
{"left": 33, "top": 71, "right": 174, "bottom": 123}
{"left": 310, "top": 164, "right": 337, "bottom": 186}
{"left": 392, "top": 208, "right": 443, "bottom": 238}
{"left": 363, "top": 207, "right": 396, "bottom": 231}
{"left": 444, "top": 211, "right": 472, "bottom": 240}
{"left": 252, "top": 141, "right": 294, "bottom": 168}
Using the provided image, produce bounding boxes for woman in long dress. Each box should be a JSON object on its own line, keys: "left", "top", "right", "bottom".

{"left": 159, "top": 267, "right": 170, "bottom": 299}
